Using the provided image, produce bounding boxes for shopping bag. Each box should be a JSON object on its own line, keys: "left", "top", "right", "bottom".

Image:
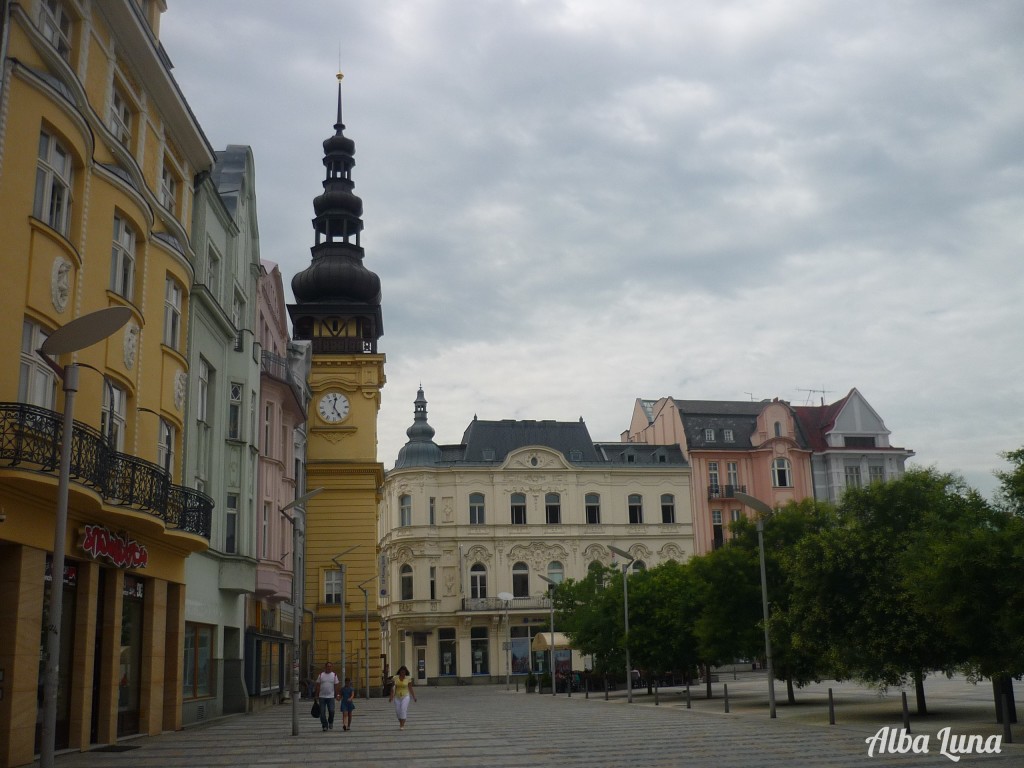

{"left": 311, "top": 699, "right": 321, "bottom": 719}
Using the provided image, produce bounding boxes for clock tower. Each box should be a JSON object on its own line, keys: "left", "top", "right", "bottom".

{"left": 288, "top": 74, "right": 385, "bottom": 690}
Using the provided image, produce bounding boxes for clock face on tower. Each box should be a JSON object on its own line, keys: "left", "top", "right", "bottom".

{"left": 317, "top": 391, "right": 350, "bottom": 424}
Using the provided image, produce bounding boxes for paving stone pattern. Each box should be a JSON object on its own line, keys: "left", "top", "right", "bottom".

{"left": 52, "top": 676, "right": 1022, "bottom": 768}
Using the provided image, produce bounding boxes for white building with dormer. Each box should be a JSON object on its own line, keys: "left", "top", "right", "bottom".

{"left": 377, "top": 388, "right": 694, "bottom": 685}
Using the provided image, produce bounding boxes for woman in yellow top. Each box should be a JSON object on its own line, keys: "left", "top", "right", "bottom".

{"left": 388, "top": 665, "right": 417, "bottom": 729}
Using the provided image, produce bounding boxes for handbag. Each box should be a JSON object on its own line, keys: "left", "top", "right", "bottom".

{"left": 311, "top": 699, "right": 321, "bottom": 719}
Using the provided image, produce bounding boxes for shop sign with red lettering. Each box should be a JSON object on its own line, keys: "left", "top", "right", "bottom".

{"left": 79, "top": 524, "right": 149, "bottom": 569}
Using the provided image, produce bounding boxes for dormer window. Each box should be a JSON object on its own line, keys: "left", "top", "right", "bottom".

{"left": 705, "top": 428, "right": 715, "bottom": 441}
{"left": 723, "top": 429, "right": 734, "bottom": 443}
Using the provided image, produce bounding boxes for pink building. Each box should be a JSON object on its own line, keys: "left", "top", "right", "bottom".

{"left": 623, "top": 397, "right": 812, "bottom": 554}
{"left": 249, "top": 261, "right": 310, "bottom": 703}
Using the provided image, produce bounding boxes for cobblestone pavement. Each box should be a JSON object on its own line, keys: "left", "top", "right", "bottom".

{"left": 52, "top": 675, "right": 1022, "bottom": 768}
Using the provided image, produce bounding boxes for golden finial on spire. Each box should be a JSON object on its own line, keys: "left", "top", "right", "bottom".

{"left": 336, "top": 71, "right": 344, "bottom": 82}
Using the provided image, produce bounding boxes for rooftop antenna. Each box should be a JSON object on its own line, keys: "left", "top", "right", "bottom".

{"left": 744, "top": 392, "right": 754, "bottom": 402}
{"left": 797, "top": 387, "right": 833, "bottom": 406}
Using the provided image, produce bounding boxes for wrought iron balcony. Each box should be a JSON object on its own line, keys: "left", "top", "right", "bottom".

{"left": 0, "top": 402, "right": 212, "bottom": 539}
{"left": 708, "top": 484, "right": 746, "bottom": 500}
{"left": 461, "top": 596, "right": 553, "bottom": 612}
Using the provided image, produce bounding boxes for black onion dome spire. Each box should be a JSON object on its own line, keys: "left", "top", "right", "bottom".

{"left": 395, "top": 387, "right": 442, "bottom": 468}
{"left": 291, "top": 73, "right": 382, "bottom": 310}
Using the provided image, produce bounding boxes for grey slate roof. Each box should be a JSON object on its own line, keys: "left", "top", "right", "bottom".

{"left": 459, "top": 419, "right": 601, "bottom": 463}
{"left": 396, "top": 418, "right": 687, "bottom": 468}
{"left": 671, "top": 399, "right": 809, "bottom": 451}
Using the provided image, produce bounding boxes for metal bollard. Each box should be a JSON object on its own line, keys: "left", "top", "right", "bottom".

{"left": 828, "top": 687, "right": 835, "bottom": 725}
{"left": 724, "top": 684, "right": 730, "bottom": 713}
{"left": 686, "top": 683, "right": 691, "bottom": 709}
{"left": 901, "top": 691, "right": 911, "bottom": 733}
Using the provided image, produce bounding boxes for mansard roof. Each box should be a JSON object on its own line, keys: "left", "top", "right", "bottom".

{"left": 397, "top": 418, "right": 687, "bottom": 469}
{"left": 459, "top": 419, "right": 601, "bottom": 463}
{"left": 671, "top": 398, "right": 809, "bottom": 451}
{"left": 672, "top": 399, "right": 764, "bottom": 451}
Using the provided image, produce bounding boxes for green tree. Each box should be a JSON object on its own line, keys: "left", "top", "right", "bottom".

{"left": 627, "top": 560, "right": 699, "bottom": 691}
{"left": 788, "top": 469, "right": 968, "bottom": 714}
{"left": 731, "top": 498, "right": 837, "bottom": 702}
{"left": 994, "top": 447, "right": 1024, "bottom": 516}
{"left": 553, "top": 562, "right": 623, "bottom": 683}
{"left": 905, "top": 459, "right": 1024, "bottom": 721}
{"left": 688, "top": 543, "right": 762, "bottom": 696}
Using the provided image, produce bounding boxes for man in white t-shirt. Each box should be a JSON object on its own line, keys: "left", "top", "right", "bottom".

{"left": 314, "top": 661, "right": 341, "bottom": 731}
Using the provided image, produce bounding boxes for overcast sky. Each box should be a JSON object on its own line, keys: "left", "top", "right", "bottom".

{"left": 160, "top": 0, "right": 1022, "bottom": 497}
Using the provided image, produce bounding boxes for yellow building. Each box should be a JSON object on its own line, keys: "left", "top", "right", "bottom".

{"left": 288, "top": 79, "right": 386, "bottom": 694}
{"left": 0, "top": 2, "right": 213, "bottom": 764}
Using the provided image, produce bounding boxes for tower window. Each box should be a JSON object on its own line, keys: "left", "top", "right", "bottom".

{"left": 772, "top": 457, "right": 792, "bottom": 488}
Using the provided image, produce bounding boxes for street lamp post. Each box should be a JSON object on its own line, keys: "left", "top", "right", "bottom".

{"left": 281, "top": 487, "right": 324, "bottom": 736}
{"left": 357, "top": 577, "right": 375, "bottom": 699}
{"left": 537, "top": 576, "right": 558, "bottom": 696}
{"left": 497, "top": 592, "right": 513, "bottom": 690}
{"left": 734, "top": 491, "right": 777, "bottom": 719}
{"left": 38, "top": 306, "right": 131, "bottom": 768}
{"left": 332, "top": 546, "right": 358, "bottom": 681}
{"left": 608, "top": 545, "right": 636, "bottom": 704}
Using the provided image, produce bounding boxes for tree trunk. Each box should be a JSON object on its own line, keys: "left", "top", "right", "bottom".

{"left": 705, "top": 665, "right": 712, "bottom": 699}
{"left": 914, "top": 668, "right": 927, "bottom": 716}
{"left": 787, "top": 675, "right": 796, "bottom": 705}
{"left": 993, "top": 675, "right": 1018, "bottom": 724}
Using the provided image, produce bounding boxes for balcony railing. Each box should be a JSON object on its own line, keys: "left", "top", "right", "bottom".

{"left": 708, "top": 484, "right": 746, "bottom": 500}
{"left": 462, "top": 596, "right": 552, "bottom": 612}
{"left": 0, "top": 402, "right": 212, "bottom": 539}
{"left": 260, "top": 350, "right": 305, "bottom": 406}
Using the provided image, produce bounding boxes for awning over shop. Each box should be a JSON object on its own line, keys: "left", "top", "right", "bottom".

{"left": 531, "top": 631, "right": 573, "bottom": 651}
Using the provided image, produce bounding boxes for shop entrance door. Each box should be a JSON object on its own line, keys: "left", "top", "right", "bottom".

{"left": 117, "top": 576, "right": 144, "bottom": 737}
{"left": 416, "top": 647, "right": 426, "bottom": 681}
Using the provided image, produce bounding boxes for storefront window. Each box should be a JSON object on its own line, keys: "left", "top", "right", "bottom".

{"left": 510, "top": 626, "right": 531, "bottom": 674}
{"left": 183, "top": 623, "right": 214, "bottom": 699}
{"left": 470, "top": 626, "right": 489, "bottom": 675}
{"left": 438, "top": 627, "right": 456, "bottom": 677}
{"left": 261, "top": 639, "right": 280, "bottom": 693}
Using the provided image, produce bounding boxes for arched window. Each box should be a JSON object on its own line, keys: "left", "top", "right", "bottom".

{"left": 633, "top": 561, "right": 647, "bottom": 573}
{"left": 400, "top": 564, "right": 413, "bottom": 601}
{"left": 512, "top": 561, "right": 529, "bottom": 598}
{"left": 772, "top": 457, "right": 792, "bottom": 487}
{"left": 546, "top": 561, "right": 564, "bottom": 587}
{"left": 545, "top": 493, "right": 561, "bottom": 524}
{"left": 774, "top": 421, "right": 782, "bottom": 437}
{"left": 399, "top": 494, "right": 412, "bottom": 527}
{"left": 660, "top": 494, "right": 675, "bottom": 523}
{"left": 510, "top": 493, "right": 526, "bottom": 525}
{"left": 628, "top": 494, "right": 643, "bottom": 524}
{"left": 469, "top": 492, "right": 485, "bottom": 525}
{"left": 470, "top": 563, "right": 487, "bottom": 599}
{"left": 585, "top": 493, "right": 600, "bottom": 524}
